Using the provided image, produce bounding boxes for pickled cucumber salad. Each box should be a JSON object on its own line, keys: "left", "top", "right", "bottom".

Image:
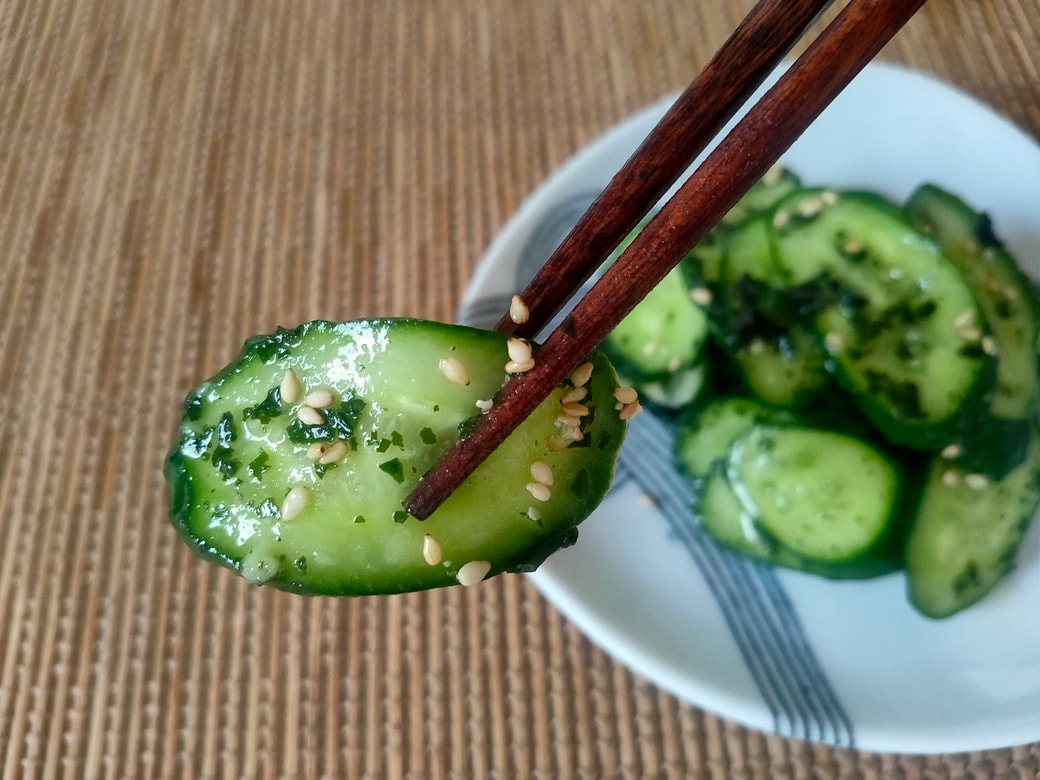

{"left": 600, "top": 171, "right": 1040, "bottom": 619}
{"left": 166, "top": 320, "right": 631, "bottom": 595}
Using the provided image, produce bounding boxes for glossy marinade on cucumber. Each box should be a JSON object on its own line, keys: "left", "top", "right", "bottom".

{"left": 609, "top": 170, "right": 1040, "bottom": 619}
{"left": 166, "top": 319, "right": 629, "bottom": 595}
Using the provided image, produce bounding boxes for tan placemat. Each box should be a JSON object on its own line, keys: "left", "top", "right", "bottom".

{"left": 1, "top": 1, "right": 1038, "bottom": 777}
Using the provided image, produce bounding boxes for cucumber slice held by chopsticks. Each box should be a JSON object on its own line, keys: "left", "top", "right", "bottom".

{"left": 166, "top": 319, "right": 629, "bottom": 595}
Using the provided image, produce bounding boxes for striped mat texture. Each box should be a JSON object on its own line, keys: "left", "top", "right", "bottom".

{"left": 1, "top": 1, "right": 1038, "bottom": 777}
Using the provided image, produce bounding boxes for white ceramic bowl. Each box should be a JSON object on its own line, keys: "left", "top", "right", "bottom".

{"left": 460, "top": 62, "right": 1040, "bottom": 754}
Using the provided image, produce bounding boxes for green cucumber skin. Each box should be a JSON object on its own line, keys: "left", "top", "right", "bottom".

{"left": 167, "top": 319, "right": 626, "bottom": 596}
{"left": 602, "top": 264, "right": 708, "bottom": 382}
{"left": 771, "top": 189, "right": 995, "bottom": 450}
{"left": 696, "top": 465, "right": 900, "bottom": 580}
{"left": 675, "top": 398, "right": 902, "bottom": 579}
{"left": 727, "top": 425, "right": 904, "bottom": 566}
{"left": 905, "top": 183, "right": 1040, "bottom": 479}
{"left": 905, "top": 426, "right": 1040, "bottom": 619}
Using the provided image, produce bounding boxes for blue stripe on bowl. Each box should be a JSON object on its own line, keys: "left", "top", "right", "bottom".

{"left": 616, "top": 411, "right": 853, "bottom": 746}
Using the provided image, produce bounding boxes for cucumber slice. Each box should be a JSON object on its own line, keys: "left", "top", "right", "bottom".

{"left": 697, "top": 465, "right": 900, "bottom": 580}
{"left": 771, "top": 189, "right": 993, "bottom": 450}
{"left": 602, "top": 264, "right": 708, "bottom": 381}
{"left": 727, "top": 425, "right": 903, "bottom": 564}
{"left": 166, "top": 319, "right": 626, "bottom": 595}
{"left": 673, "top": 396, "right": 791, "bottom": 479}
{"left": 905, "top": 183, "right": 1040, "bottom": 478}
{"left": 905, "top": 426, "right": 1040, "bottom": 619}
{"left": 602, "top": 213, "right": 709, "bottom": 384}
{"left": 719, "top": 214, "right": 831, "bottom": 409}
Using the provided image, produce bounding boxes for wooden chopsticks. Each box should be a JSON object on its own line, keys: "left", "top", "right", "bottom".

{"left": 495, "top": 0, "right": 836, "bottom": 340}
{"left": 407, "top": 0, "right": 929, "bottom": 519}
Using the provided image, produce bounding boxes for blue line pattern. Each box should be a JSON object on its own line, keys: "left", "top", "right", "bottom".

{"left": 614, "top": 411, "right": 853, "bottom": 745}
{"left": 458, "top": 190, "right": 856, "bottom": 745}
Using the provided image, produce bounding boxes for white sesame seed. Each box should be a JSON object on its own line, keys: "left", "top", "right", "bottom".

{"left": 527, "top": 506, "right": 542, "bottom": 523}
{"left": 941, "top": 443, "right": 963, "bottom": 460}
{"left": 570, "top": 362, "right": 594, "bottom": 387}
{"left": 475, "top": 398, "right": 493, "bottom": 413}
{"left": 505, "top": 358, "right": 536, "bottom": 374}
{"left": 690, "top": 287, "right": 713, "bottom": 306}
{"left": 668, "top": 356, "right": 682, "bottom": 372}
{"left": 550, "top": 428, "right": 584, "bottom": 449}
{"left": 507, "top": 338, "right": 532, "bottom": 363}
{"left": 981, "top": 335, "right": 998, "bottom": 356}
{"left": 615, "top": 401, "right": 625, "bottom": 411}
{"left": 561, "top": 386, "right": 588, "bottom": 404}
{"left": 422, "top": 535, "right": 442, "bottom": 566}
{"left": 798, "top": 198, "right": 823, "bottom": 218}
{"left": 439, "top": 356, "right": 471, "bottom": 386}
{"left": 319, "top": 441, "right": 349, "bottom": 465}
{"left": 304, "top": 388, "right": 335, "bottom": 409}
{"left": 526, "top": 482, "right": 552, "bottom": 502}
{"left": 637, "top": 493, "right": 657, "bottom": 508}
{"left": 965, "top": 473, "right": 989, "bottom": 490}
{"left": 820, "top": 190, "right": 839, "bottom": 206}
{"left": 959, "top": 326, "right": 982, "bottom": 342}
{"left": 824, "top": 332, "right": 844, "bottom": 353}
{"left": 307, "top": 443, "right": 330, "bottom": 460}
{"left": 281, "top": 485, "right": 311, "bottom": 521}
{"left": 561, "top": 401, "right": 590, "bottom": 417}
{"left": 642, "top": 341, "right": 660, "bottom": 357}
{"left": 456, "top": 560, "right": 491, "bottom": 587}
{"left": 280, "top": 369, "right": 303, "bottom": 404}
{"left": 941, "top": 470, "right": 959, "bottom": 487}
{"left": 613, "top": 386, "right": 638, "bottom": 405}
{"left": 298, "top": 405, "right": 326, "bottom": 426}
{"left": 530, "top": 460, "right": 554, "bottom": 486}
{"left": 772, "top": 209, "right": 791, "bottom": 230}
{"left": 556, "top": 413, "right": 583, "bottom": 428}
{"left": 548, "top": 436, "right": 568, "bottom": 451}
{"left": 619, "top": 401, "right": 643, "bottom": 420}
{"left": 954, "top": 308, "right": 976, "bottom": 328}
{"left": 509, "top": 295, "right": 531, "bottom": 324}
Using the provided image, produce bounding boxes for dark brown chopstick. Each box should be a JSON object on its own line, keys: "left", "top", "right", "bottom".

{"left": 496, "top": 0, "right": 835, "bottom": 339}
{"left": 407, "top": 0, "right": 929, "bottom": 519}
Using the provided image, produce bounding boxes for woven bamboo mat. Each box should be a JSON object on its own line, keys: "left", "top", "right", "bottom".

{"left": 1, "top": 0, "right": 1038, "bottom": 777}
